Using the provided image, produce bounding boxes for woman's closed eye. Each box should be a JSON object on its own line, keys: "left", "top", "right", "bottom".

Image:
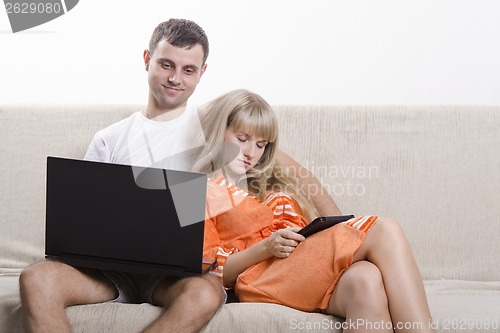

{"left": 237, "top": 136, "right": 267, "bottom": 149}
{"left": 237, "top": 135, "right": 248, "bottom": 143}
{"left": 256, "top": 141, "right": 268, "bottom": 149}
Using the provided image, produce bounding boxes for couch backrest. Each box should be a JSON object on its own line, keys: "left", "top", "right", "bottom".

{"left": 0, "top": 105, "right": 138, "bottom": 273}
{"left": 1, "top": 104, "right": 498, "bottom": 281}
{"left": 273, "top": 105, "right": 499, "bottom": 281}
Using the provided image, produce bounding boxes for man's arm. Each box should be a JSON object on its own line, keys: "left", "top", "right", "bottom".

{"left": 276, "top": 150, "right": 341, "bottom": 216}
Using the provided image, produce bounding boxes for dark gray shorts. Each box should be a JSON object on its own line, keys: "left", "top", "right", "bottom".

{"left": 101, "top": 270, "right": 228, "bottom": 305}
{"left": 101, "top": 270, "right": 166, "bottom": 304}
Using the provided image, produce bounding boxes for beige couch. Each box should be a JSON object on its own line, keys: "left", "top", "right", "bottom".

{"left": 1, "top": 104, "right": 499, "bottom": 333}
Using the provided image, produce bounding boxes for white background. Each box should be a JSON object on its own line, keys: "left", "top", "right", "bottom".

{"left": 1, "top": 0, "right": 499, "bottom": 106}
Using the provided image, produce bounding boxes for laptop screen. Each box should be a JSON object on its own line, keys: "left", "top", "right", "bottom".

{"left": 45, "top": 156, "right": 207, "bottom": 276}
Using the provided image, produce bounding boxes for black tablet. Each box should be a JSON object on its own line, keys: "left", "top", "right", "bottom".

{"left": 298, "top": 215, "right": 354, "bottom": 237}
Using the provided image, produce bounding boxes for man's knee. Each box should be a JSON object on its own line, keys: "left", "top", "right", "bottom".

{"left": 183, "top": 277, "right": 225, "bottom": 311}
{"left": 20, "top": 261, "right": 57, "bottom": 296}
{"left": 157, "top": 276, "right": 223, "bottom": 326}
{"left": 19, "top": 260, "right": 69, "bottom": 310}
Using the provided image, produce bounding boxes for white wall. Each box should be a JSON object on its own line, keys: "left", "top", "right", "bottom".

{"left": 1, "top": 0, "right": 499, "bottom": 106}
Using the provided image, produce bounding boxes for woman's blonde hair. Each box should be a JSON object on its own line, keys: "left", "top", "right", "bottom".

{"left": 193, "top": 89, "right": 318, "bottom": 221}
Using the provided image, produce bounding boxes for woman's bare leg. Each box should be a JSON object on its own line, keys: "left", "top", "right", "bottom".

{"left": 353, "top": 217, "right": 434, "bottom": 333}
{"left": 327, "top": 261, "right": 393, "bottom": 333}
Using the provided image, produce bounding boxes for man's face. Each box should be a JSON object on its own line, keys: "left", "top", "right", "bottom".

{"left": 144, "top": 39, "right": 206, "bottom": 111}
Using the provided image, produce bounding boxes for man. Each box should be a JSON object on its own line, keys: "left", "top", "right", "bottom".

{"left": 19, "top": 19, "right": 224, "bottom": 333}
{"left": 19, "top": 18, "right": 340, "bottom": 333}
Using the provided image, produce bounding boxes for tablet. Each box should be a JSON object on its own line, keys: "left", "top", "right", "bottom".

{"left": 298, "top": 215, "right": 354, "bottom": 237}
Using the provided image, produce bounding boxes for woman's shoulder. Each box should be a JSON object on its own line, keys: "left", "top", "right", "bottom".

{"left": 261, "top": 190, "right": 307, "bottom": 224}
{"left": 262, "top": 190, "right": 294, "bottom": 204}
{"left": 207, "top": 177, "right": 252, "bottom": 204}
{"left": 261, "top": 191, "right": 300, "bottom": 211}
{"left": 206, "top": 177, "right": 254, "bottom": 219}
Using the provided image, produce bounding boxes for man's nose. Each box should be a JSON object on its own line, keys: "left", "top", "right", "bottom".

{"left": 168, "top": 70, "right": 181, "bottom": 84}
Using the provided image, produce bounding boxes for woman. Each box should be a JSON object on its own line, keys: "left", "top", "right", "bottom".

{"left": 195, "top": 89, "right": 435, "bottom": 333}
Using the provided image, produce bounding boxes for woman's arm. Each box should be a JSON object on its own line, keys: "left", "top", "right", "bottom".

{"left": 276, "top": 150, "right": 341, "bottom": 216}
{"left": 223, "top": 227, "right": 304, "bottom": 286}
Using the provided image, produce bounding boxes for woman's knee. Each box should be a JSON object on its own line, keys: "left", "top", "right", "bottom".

{"left": 374, "top": 217, "right": 406, "bottom": 238}
{"left": 356, "top": 217, "right": 408, "bottom": 258}
{"left": 334, "top": 262, "right": 388, "bottom": 314}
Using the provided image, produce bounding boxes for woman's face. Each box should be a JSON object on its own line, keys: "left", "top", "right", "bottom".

{"left": 223, "top": 126, "right": 268, "bottom": 181}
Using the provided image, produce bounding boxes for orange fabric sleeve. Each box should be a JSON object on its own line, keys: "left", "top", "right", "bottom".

{"left": 203, "top": 180, "right": 239, "bottom": 286}
{"left": 203, "top": 215, "right": 237, "bottom": 286}
{"left": 264, "top": 192, "right": 309, "bottom": 230}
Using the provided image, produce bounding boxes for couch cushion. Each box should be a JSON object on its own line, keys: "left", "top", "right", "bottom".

{"left": 0, "top": 274, "right": 23, "bottom": 333}
{"left": 1, "top": 272, "right": 342, "bottom": 333}
{"left": 425, "top": 279, "right": 500, "bottom": 333}
{"left": 2, "top": 274, "right": 500, "bottom": 333}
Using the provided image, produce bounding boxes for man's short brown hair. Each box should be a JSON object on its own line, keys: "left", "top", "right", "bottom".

{"left": 149, "top": 18, "right": 209, "bottom": 64}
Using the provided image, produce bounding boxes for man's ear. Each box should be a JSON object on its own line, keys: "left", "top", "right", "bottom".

{"left": 199, "top": 63, "right": 208, "bottom": 79}
{"left": 143, "top": 49, "right": 151, "bottom": 70}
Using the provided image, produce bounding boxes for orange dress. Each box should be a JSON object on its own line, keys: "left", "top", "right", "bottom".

{"left": 203, "top": 178, "right": 378, "bottom": 312}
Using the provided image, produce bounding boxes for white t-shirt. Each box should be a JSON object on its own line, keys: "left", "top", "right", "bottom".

{"left": 84, "top": 105, "right": 204, "bottom": 171}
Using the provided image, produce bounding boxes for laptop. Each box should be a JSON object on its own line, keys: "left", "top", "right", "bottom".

{"left": 45, "top": 156, "right": 208, "bottom": 276}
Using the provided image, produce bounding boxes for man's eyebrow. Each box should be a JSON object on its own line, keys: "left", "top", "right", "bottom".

{"left": 157, "top": 57, "right": 173, "bottom": 63}
{"left": 157, "top": 58, "right": 200, "bottom": 70}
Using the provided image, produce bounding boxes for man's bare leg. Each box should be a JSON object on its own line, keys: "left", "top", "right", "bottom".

{"left": 143, "top": 274, "right": 224, "bottom": 333}
{"left": 19, "top": 260, "right": 117, "bottom": 333}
